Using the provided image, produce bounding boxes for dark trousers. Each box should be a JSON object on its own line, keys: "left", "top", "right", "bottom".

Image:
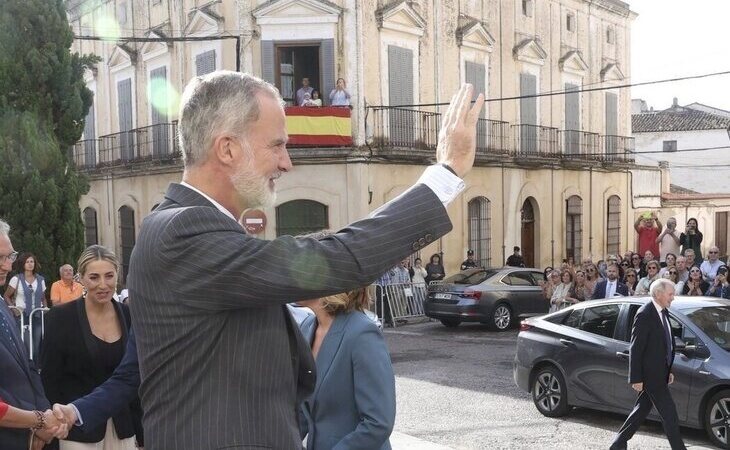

{"left": 611, "top": 383, "right": 686, "bottom": 450}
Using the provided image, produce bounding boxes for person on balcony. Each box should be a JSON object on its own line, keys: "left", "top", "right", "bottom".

{"left": 303, "top": 89, "right": 322, "bottom": 107}
{"left": 296, "top": 77, "right": 313, "bottom": 107}
{"left": 329, "top": 78, "right": 352, "bottom": 107}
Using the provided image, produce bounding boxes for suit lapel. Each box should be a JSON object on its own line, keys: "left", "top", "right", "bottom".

{"left": 313, "top": 313, "right": 352, "bottom": 400}
{"left": 0, "top": 303, "right": 27, "bottom": 370}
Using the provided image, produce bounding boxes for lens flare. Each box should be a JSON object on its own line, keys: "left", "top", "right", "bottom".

{"left": 95, "top": 15, "right": 121, "bottom": 42}
{"left": 147, "top": 78, "right": 180, "bottom": 118}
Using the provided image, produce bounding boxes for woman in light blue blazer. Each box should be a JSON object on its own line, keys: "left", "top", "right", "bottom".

{"left": 298, "top": 288, "right": 396, "bottom": 450}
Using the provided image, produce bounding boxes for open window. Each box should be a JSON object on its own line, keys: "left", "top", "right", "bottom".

{"left": 276, "top": 44, "right": 322, "bottom": 106}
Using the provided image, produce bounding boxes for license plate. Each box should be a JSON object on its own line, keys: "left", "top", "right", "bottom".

{"left": 435, "top": 293, "right": 451, "bottom": 300}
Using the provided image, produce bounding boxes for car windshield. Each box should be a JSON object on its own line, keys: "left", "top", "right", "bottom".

{"left": 676, "top": 305, "right": 730, "bottom": 351}
{"left": 444, "top": 269, "right": 499, "bottom": 285}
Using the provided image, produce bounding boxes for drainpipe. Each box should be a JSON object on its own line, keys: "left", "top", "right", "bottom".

{"left": 589, "top": 167, "right": 593, "bottom": 256}
{"left": 551, "top": 168, "right": 555, "bottom": 266}
{"left": 502, "top": 163, "right": 506, "bottom": 265}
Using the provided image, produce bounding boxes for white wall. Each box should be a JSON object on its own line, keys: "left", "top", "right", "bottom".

{"left": 634, "top": 129, "right": 730, "bottom": 193}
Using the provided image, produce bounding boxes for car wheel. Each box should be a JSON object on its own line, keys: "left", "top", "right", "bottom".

{"left": 487, "top": 303, "right": 512, "bottom": 331}
{"left": 705, "top": 389, "right": 730, "bottom": 448}
{"left": 532, "top": 366, "right": 569, "bottom": 417}
{"left": 440, "top": 319, "right": 461, "bottom": 328}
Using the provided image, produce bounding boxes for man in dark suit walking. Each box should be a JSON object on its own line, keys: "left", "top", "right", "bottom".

{"left": 591, "top": 263, "right": 629, "bottom": 299}
{"left": 610, "top": 278, "right": 687, "bottom": 449}
{"left": 127, "top": 72, "right": 484, "bottom": 450}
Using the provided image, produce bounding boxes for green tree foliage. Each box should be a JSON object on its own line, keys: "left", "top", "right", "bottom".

{"left": 0, "top": 0, "right": 97, "bottom": 286}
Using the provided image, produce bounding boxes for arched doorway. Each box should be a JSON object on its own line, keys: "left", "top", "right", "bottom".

{"left": 521, "top": 198, "right": 538, "bottom": 267}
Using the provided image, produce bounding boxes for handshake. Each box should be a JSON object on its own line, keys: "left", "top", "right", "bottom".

{"left": 31, "top": 404, "right": 77, "bottom": 449}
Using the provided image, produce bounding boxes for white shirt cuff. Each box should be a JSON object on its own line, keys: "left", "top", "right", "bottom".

{"left": 417, "top": 165, "right": 465, "bottom": 206}
{"left": 69, "top": 403, "right": 83, "bottom": 426}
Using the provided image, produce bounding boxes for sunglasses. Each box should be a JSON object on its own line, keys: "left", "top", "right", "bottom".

{"left": 709, "top": 251, "right": 719, "bottom": 254}
{"left": 632, "top": 256, "right": 640, "bottom": 260}
{"left": 669, "top": 271, "right": 678, "bottom": 275}
{"left": 626, "top": 274, "right": 636, "bottom": 277}
{"left": 690, "top": 269, "right": 701, "bottom": 273}
{"left": 621, "top": 262, "right": 629, "bottom": 266}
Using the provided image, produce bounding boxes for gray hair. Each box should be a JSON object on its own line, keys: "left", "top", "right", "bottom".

{"left": 58, "top": 264, "right": 73, "bottom": 275}
{"left": 650, "top": 278, "right": 675, "bottom": 298}
{"left": 0, "top": 219, "right": 9, "bottom": 237}
{"left": 178, "top": 70, "right": 282, "bottom": 167}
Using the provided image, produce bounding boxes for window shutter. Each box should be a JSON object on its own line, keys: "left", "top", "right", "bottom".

{"left": 662, "top": 140, "right": 677, "bottom": 152}
{"left": 261, "top": 40, "right": 275, "bottom": 85}
{"left": 195, "top": 50, "right": 216, "bottom": 76}
{"left": 117, "top": 78, "right": 133, "bottom": 160}
{"left": 150, "top": 66, "right": 169, "bottom": 157}
{"left": 320, "top": 39, "right": 335, "bottom": 105}
{"left": 83, "top": 102, "right": 96, "bottom": 166}
{"left": 520, "top": 73, "right": 537, "bottom": 153}
{"left": 388, "top": 46, "right": 414, "bottom": 145}
{"left": 465, "top": 61, "right": 486, "bottom": 118}
{"left": 564, "top": 83, "right": 580, "bottom": 154}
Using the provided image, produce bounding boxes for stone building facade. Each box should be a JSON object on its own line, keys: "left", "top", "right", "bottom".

{"left": 67, "top": 0, "right": 651, "bottom": 284}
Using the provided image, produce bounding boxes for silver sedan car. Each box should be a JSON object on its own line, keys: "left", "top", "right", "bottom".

{"left": 514, "top": 296, "right": 730, "bottom": 448}
{"left": 424, "top": 267, "right": 548, "bottom": 331}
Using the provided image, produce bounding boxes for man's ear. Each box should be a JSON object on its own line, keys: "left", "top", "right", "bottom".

{"left": 212, "top": 135, "right": 237, "bottom": 167}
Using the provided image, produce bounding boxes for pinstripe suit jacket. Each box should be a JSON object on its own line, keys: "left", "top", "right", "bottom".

{"left": 128, "top": 182, "right": 451, "bottom": 450}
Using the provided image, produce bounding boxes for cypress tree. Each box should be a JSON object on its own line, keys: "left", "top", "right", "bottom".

{"left": 0, "top": 0, "right": 97, "bottom": 285}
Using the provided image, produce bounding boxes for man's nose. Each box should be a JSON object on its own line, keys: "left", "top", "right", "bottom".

{"left": 279, "top": 148, "right": 293, "bottom": 172}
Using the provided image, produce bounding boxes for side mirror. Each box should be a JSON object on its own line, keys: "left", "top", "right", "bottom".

{"left": 674, "top": 336, "right": 686, "bottom": 351}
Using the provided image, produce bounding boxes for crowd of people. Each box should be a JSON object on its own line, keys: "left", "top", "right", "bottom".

{"left": 541, "top": 215, "right": 729, "bottom": 311}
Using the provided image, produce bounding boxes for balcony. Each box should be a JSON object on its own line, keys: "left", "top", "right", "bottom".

{"left": 71, "top": 123, "right": 181, "bottom": 172}
{"left": 512, "top": 124, "right": 559, "bottom": 158}
{"left": 602, "top": 135, "right": 636, "bottom": 163}
{"left": 558, "top": 130, "right": 601, "bottom": 159}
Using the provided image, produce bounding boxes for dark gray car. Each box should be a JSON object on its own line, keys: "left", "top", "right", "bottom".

{"left": 514, "top": 296, "right": 730, "bottom": 448}
{"left": 424, "top": 267, "right": 548, "bottom": 330}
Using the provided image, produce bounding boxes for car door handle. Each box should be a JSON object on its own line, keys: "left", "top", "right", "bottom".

{"left": 559, "top": 338, "right": 575, "bottom": 347}
{"left": 616, "top": 351, "right": 630, "bottom": 359}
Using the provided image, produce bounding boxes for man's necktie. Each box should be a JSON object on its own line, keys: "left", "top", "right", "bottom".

{"left": 661, "top": 309, "right": 673, "bottom": 366}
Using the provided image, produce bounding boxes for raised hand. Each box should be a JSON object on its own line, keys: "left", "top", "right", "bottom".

{"left": 436, "top": 84, "right": 485, "bottom": 178}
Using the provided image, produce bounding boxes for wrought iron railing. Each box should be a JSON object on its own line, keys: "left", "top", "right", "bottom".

{"left": 602, "top": 135, "right": 636, "bottom": 163}
{"left": 559, "top": 130, "right": 601, "bottom": 159}
{"left": 369, "top": 107, "right": 441, "bottom": 150}
{"left": 71, "top": 122, "right": 180, "bottom": 170}
{"left": 511, "top": 124, "right": 560, "bottom": 157}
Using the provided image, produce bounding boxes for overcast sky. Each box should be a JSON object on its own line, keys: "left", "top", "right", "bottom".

{"left": 630, "top": 0, "right": 730, "bottom": 111}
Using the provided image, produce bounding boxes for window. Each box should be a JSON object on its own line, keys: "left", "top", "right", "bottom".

{"left": 83, "top": 101, "right": 96, "bottom": 167}
{"left": 83, "top": 207, "right": 98, "bottom": 247}
{"left": 606, "top": 196, "right": 621, "bottom": 256}
{"left": 716, "top": 212, "right": 729, "bottom": 258}
{"left": 468, "top": 197, "right": 492, "bottom": 268}
{"left": 195, "top": 50, "right": 216, "bottom": 77}
{"left": 388, "top": 45, "right": 415, "bottom": 145}
{"left": 117, "top": 2, "right": 127, "bottom": 25}
{"left": 507, "top": 271, "right": 537, "bottom": 286}
{"left": 522, "top": 0, "right": 533, "bottom": 17}
{"left": 564, "top": 308, "right": 583, "bottom": 329}
{"left": 566, "top": 13, "right": 575, "bottom": 32}
{"left": 663, "top": 140, "right": 677, "bottom": 152}
{"left": 579, "top": 304, "right": 620, "bottom": 338}
{"left": 118, "top": 206, "right": 136, "bottom": 286}
{"left": 117, "top": 78, "right": 134, "bottom": 161}
{"left": 606, "top": 26, "right": 615, "bottom": 44}
{"left": 566, "top": 195, "right": 583, "bottom": 263}
{"left": 276, "top": 200, "right": 328, "bottom": 237}
{"left": 275, "top": 45, "right": 321, "bottom": 106}
{"left": 149, "top": 66, "right": 169, "bottom": 157}
{"left": 668, "top": 315, "right": 697, "bottom": 346}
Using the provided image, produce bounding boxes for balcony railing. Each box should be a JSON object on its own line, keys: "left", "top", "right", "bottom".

{"left": 559, "top": 130, "right": 601, "bottom": 159}
{"left": 71, "top": 122, "right": 180, "bottom": 171}
{"left": 602, "top": 135, "right": 636, "bottom": 163}
{"left": 476, "top": 118, "right": 511, "bottom": 156}
{"left": 370, "top": 107, "right": 441, "bottom": 150}
{"left": 512, "top": 124, "right": 559, "bottom": 157}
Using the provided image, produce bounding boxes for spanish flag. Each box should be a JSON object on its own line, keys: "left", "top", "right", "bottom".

{"left": 286, "top": 106, "right": 353, "bottom": 147}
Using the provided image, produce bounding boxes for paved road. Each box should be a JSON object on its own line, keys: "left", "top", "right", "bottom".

{"left": 386, "top": 320, "right": 715, "bottom": 450}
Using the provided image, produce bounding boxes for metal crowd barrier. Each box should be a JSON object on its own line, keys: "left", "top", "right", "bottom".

{"left": 28, "top": 307, "right": 49, "bottom": 361}
{"left": 373, "top": 282, "right": 429, "bottom": 328}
